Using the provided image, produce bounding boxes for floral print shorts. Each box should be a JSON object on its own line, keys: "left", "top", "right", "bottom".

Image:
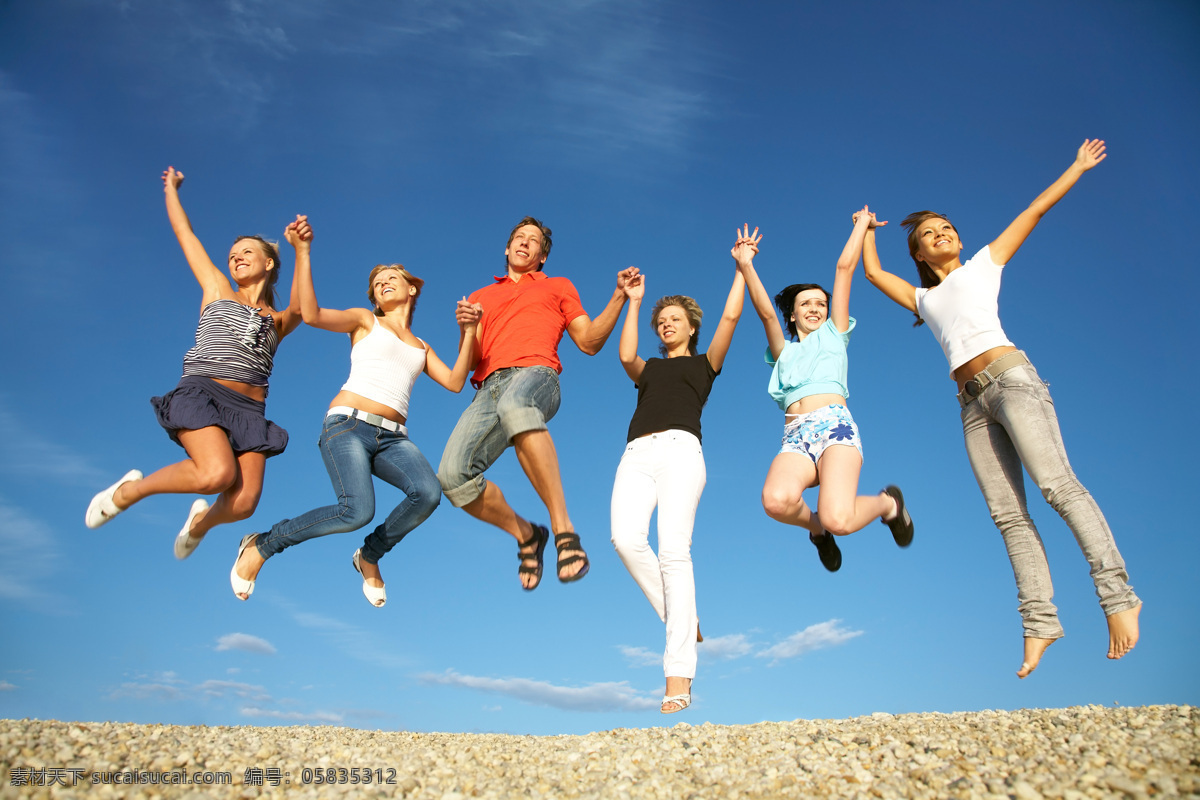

{"left": 779, "top": 403, "right": 863, "bottom": 464}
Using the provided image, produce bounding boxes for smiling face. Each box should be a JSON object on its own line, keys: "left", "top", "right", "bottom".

{"left": 369, "top": 267, "right": 414, "bottom": 310}
{"left": 791, "top": 289, "right": 829, "bottom": 337}
{"left": 655, "top": 304, "right": 694, "bottom": 351}
{"left": 228, "top": 238, "right": 274, "bottom": 283}
{"left": 912, "top": 216, "right": 963, "bottom": 265}
{"left": 505, "top": 224, "right": 548, "bottom": 274}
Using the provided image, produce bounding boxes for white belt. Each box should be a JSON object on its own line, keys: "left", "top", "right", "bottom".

{"left": 326, "top": 406, "right": 407, "bottom": 434}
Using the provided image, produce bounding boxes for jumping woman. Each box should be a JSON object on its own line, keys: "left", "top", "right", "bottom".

{"left": 739, "top": 212, "right": 914, "bottom": 573}
{"left": 609, "top": 229, "right": 749, "bottom": 714}
{"left": 86, "top": 167, "right": 303, "bottom": 558}
{"left": 229, "top": 226, "right": 479, "bottom": 605}
{"left": 861, "top": 139, "right": 1140, "bottom": 677}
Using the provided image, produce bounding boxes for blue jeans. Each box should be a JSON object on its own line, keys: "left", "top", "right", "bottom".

{"left": 961, "top": 361, "right": 1139, "bottom": 639}
{"left": 438, "top": 366, "right": 561, "bottom": 508}
{"left": 257, "top": 414, "right": 441, "bottom": 564}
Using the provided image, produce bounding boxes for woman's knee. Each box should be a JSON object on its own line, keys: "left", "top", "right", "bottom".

{"left": 194, "top": 461, "right": 238, "bottom": 495}
{"left": 226, "top": 493, "right": 261, "bottom": 521}
{"left": 410, "top": 475, "right": 443, "bottom": 518}
{"left": 761, "top": 486, "right": 801, "bottom": 520}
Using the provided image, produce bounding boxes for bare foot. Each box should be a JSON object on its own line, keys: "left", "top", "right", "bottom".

{"left": 1107, "top": 604, "right": 1141, "bottom": 660}
{"left": 662, "top": 676, "right": 692, "bottom": 713}
{"left": 1016, "top": 637, "right": 1056, "bottom": 679}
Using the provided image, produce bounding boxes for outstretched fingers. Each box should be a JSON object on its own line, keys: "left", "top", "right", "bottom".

{"left": 1077, "top": 138, "right": 1107, "bottom": 170}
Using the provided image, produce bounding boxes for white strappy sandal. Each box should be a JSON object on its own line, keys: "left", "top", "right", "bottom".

{"left": 660, "top": 693, "right": 692, "bottom": 714}
{"left": 352, "top": 549, "right": 387, "bottom": 608}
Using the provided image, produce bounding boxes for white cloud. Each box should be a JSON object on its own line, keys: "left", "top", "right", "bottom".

{"left": 417, "top": 669, "right": 658, "bottom": 712}
{"left": 0, "top": 681, "right": 16, "bottom": 691}
{"left": 240, "top": 707, "right": 343, "bottom": 724}
{"left": 215, "top": 632, "right": 277, "bottom": 655}
{"left": 698, "top": 633, "right": 754, "bottom": 660}
{"left": 0, "top": 500, "right": 59, "bottom": 606}
{"left": 617, "top": 645, "right": 661, "bottom": 667}
{"left": 755, "top": 620, "right": 864, "bottom": 665}
{"left": 109, "top": 672, "right": 269, "bottom": 703}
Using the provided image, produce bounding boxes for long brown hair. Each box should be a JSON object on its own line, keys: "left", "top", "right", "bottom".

{"left": 899, "top": 211, "right": 959, "bottom": 327}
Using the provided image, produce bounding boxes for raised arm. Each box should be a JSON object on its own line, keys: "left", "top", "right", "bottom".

{"left": 706, "top": 231, "right": 754, "bottom": 372}
{"left": 863, "top": 217, "right": 918, "bottom": 313}
{"left": 828, "top": 208, "right": 873, "bottom": 333}
{"left": 618, "top": 271, "right": 647, "bottom": 383}
{"left": 989, "top": 138, "right": 1106, "bottom": 265}
{"left": 274, "top": 216, "right": 307, "bottom": 338}
{"left": 453, "top": 297, "right": 482, "bottom": 372}
{"left": 736, "top": 225, "right": 787, "bottom": 360}
{"left": 287, "top": 221, "right": 372, "bottom": 335}
{"left": 162, "top": 167, "right": 232, "bottom": 306}
{"left": 424, "top": 309, "right": 479, "bottom": 393}
{"left": 566, "top": 267, "right": 639, "bottom": 356}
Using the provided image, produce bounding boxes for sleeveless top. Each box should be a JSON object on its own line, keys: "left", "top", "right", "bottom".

{"left": 181, "top": 299, "right": 279, "bottom": 392}
{"left": 340, "top": 319, "right": 427, "bottom": 418}
{"left": 626, "top": 354, "right": 719, "bottom": 443}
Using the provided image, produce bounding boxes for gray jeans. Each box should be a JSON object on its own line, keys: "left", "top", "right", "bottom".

{"left": 961, "top": 361, "right": 1139, "bottom": 639}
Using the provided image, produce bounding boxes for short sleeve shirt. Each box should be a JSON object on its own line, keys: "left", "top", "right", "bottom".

{"left": 626, "top": 354, "right": 719, "bottom": 443}
{"left": 468, "top": 271, "right": 586, "bottom": 386}
{"left": 913, "top": 245, "right": 1014, "bottom": 376}
{"left": 764, "top": 317, "right": 854, "bottom": 411}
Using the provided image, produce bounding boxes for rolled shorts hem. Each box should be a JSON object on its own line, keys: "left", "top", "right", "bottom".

{"left": 442, "top": 475, "right": 488, "bottom": 508}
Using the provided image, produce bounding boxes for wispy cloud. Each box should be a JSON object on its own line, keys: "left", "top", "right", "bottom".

{"left": 617, "top": 645, "right": 661, "bottom": 667}
{"left": 0, "top": 681, "right": 16, "bottom": 691}
{"left": 755, "top": 620, "right": 864, "bottom": 665}
{"left": 215, "top": 633, "right": 277, "bottom": 655}
{"left": 0, "top": 405, "right": 107, "bottom": 486}
{"left": 281, "top": 604, "right": 411, "bottom": 669}
{"left": 110, "top": 672, "right": 271, "bottom": 703}
{"left": 699, "top": 633, "right": 755, "bottom": 660}
{"left": 241, "top": 707, "right": 343, "bottom": 724}
{"left": 0, "top": 500, "right": 60, "bottom": 607}
{"left": 417, "top": 669, "right": 658, "bottom": 712}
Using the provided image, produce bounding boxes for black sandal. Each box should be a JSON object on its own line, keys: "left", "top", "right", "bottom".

{"left": 554, "top": 531, "right": 590, "bottom": 583}
{"left": 881, "top": 485, "right": 914, "bottom": 548}
{"left": 809, "top": 529, "right": 842, "bottom": 573}
{"left": 517, "top": 524, "right": 549, "bottom": 591}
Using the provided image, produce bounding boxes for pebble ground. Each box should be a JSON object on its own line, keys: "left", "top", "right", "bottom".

{"left": 2, "top": 704, "right": 1196, "bottom": 798}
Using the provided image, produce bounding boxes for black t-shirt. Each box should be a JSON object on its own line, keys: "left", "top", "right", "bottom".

{"left": 626, "top": 354, "right": 719, "bottom": 443}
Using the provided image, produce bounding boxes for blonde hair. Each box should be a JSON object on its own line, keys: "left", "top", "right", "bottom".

{"left": 650, "top": 295, "right": 703, "bottom": 356}
{"left": 366, "top": 264, "right": 425, "bottom": 322}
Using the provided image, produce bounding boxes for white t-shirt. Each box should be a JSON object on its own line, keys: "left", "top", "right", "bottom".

{"left": 914, "top": 245, "right": 1014, "bottom": 377}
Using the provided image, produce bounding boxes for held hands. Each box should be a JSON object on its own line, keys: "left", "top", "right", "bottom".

{"left": 616, "top": 266, "right": 641, "bottom": 293}
{"left": 1074, "top": 138, "right": 1107, "bottom": 171}
{"left": 456, "top": 297, "right": 483, "bottom": 331}
{"left": 622, "top": 270, "right": 645, "bottom": 302}
{"left": 162, "top": 166, "right": 185, "bottom": 192}
{"left": 284, "top": 214, "right": 313, "bottom": 248}
{"left": 731, "top": 224, "right": 762, "bottom": 270}
{"left": 851, "top": 206, "right": 887, "bottom": 230}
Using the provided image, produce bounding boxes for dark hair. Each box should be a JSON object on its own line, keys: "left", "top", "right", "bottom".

{"left": 899, "top": 211, "right": 958, "bottom": 327}
{"left": 650, "top": 295, "right": 703, "bottom": 356}
{"left": 232, "top": 236, "right": 282, "bottom": 309}
{"left": 366, "top": 264, "right": 425, "bottom": 323}
{"left": 506, "top": 216, "right": 552, "bottom": 271}
{"left": 773, "top": 283, "right": 831, "bottom": 340}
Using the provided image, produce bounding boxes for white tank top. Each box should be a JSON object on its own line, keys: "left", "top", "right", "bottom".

{"left": 340, "top": 319, "right": 427, "bottom": 418}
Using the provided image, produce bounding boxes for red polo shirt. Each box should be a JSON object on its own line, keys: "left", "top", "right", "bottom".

{"left": 468, "top": 271, "right": 586, "bottom": 386}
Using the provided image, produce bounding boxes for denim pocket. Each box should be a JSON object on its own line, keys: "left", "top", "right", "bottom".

{"left": 320, "top": 414, "right": 359, "bottom": 442}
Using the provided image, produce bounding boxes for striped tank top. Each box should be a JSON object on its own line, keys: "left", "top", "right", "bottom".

{"left": 181, "top": 299, "right": 279, "bottom": 392}
{"left": 341, "top": 319, "right": 427, "bottom": 418}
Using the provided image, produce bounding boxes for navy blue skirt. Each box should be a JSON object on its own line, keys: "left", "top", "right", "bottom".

{"left": 151, "top": 376, "right": 288, "bottom": 457}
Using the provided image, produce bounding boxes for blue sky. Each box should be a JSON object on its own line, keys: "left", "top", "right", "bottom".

{"left": 1, "top": 0, "right": 1198, "bottom": 736}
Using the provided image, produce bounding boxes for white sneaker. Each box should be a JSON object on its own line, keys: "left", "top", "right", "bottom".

{"left": 85, "top": 470, "right": 142, "bottom": 529}
{"left": 174, "top": 499, "right": 210, "bottom": 560}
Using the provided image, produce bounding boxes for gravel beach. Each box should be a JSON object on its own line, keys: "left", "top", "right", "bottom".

{"left": 3, "top": 704, "right": 1196, "bottom": 799}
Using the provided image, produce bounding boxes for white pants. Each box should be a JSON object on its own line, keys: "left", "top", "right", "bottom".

{"left": 610, "top": 430, "right": 706, "bottom": 679}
